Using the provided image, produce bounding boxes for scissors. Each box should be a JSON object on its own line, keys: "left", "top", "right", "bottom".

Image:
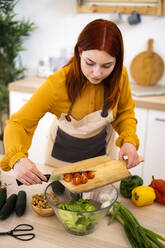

{"left": 0, "top": 224, "right": 35, "bottom": 241}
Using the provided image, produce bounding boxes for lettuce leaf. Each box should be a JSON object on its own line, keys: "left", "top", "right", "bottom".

{"left": 57, "top": 198, "right": 103, "bottom": 235}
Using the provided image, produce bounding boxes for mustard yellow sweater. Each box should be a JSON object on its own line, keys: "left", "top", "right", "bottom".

{"left": 0, "top": 65, "right": 139, "bottom": 171}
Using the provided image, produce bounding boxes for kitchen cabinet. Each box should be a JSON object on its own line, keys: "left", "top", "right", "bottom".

{"left": 143, "top": 109, "right": 165, "bottom": 184}
{"left": 9, "top": 91, "right": 55, "bottom": 165}
{"left": 134, "top": 108, "right": 165, "bottom": 184}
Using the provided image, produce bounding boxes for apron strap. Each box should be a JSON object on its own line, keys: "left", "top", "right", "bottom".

{"left": 65, "top": 87, "right": 77, "bottom": 122}
{"left": 65, "top": 82, "right": 108, "bottom": 121}
{"left": 101, "top": 82, "right": 108, "bottom": 117}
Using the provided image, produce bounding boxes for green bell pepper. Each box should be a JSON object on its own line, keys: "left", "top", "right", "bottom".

{"left": 120, "top": 175, "right": 143, "bottom": 198}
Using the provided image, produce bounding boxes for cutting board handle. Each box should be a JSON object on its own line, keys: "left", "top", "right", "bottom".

{"left": 147, "top": 39, "right": 153, "bottom": 57}
{"left": 122, "top": 155, "right": 144, "bottom": 166}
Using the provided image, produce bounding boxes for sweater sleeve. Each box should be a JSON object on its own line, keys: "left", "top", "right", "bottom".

{"left": 112, "top": 67, "right": 139, "bottom": 150}
{"left": 0, "top": 76, "right": 56, "bottom": 171}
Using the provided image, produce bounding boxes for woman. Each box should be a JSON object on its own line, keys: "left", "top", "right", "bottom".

{"left": 0, "top": 19, "right": 140, "bottom": 186}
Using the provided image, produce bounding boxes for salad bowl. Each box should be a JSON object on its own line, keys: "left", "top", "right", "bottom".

{"left": 45, "top": 182, "right": 118, "bottom": 235}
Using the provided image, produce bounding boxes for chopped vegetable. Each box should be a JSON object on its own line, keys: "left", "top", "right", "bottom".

{"left": 58, "top": 198, "right": 96, "bottom": 211}
{"left": 64, "top": 173, "right": 72, "bottom": 182}
{"left": 81, "top": 174, "right": 88, "bottom": 184}
{"left": 63, "top": 171, "right": 95, "bottom": 186}
{"left": 131, "top": 186, "right": 156, "bottom": 207}
{"left": 87, "top": 171, "right": 95, "bottom": 179}
{"left": 120, "top": 175, "right": 143, "bottom": 198}
{"left": 81, "top": 172, "right": 88, "bottom": 177}
{"left": 73, "top": 172, "right": 81, "bottom": 178}
{"left": 149, "top": 176, "right": 165, "bottom": 205}
{"left": 73, "top": 175, "right": 82, "bottom": 185}
{"left": 57, "top": 198, "right": 102, "bottom": 235}
{"left": 108, "top": 201, "right": 165, "bottom": 248}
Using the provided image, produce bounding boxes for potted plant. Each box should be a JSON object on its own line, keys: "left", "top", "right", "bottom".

{"left": 0, "top": 0, "right": 37, "bottom": 154}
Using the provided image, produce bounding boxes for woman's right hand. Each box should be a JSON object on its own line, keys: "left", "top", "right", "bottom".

{"left": 13, "top": 157, "right": 47, "bottom": 186}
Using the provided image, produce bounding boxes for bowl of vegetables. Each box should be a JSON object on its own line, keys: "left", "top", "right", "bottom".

{"left": 45, "top": 182, "right": 118, "bottom": 235}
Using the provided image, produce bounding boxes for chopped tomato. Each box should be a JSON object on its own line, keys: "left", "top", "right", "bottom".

{"left": 64, "top": 170, "right": 95, "bottom": 185}
{"left": 81, "top": 172, "right": 88, "bottom": 177}
{"left": 73, "top": 175, "right": 82, "bottom": 185}
{"left": 81, "top": 174, "right": 88, "bottom": 184}
{"left": 64, "top": 173, "right": 72, "bottom": 182}
{"left": 73, "top": 172, "right": 81, "bottom": 178}
{"left": 87, "top": 171, "right": 95, "bottom": 179}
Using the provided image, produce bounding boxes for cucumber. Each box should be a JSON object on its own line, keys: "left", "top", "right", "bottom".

{"left": 0, "top": 188, "right": 7, "bottom": 210}
{"left": 15, "top": 190, "right": 27, "bottom": 216}
{"left": 0, "top": 193, "right": 17, "bottom": 220}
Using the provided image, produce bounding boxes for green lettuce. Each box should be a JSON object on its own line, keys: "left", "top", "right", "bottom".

{"left": 57, "top": 198, "right": 104, "bottom": 235}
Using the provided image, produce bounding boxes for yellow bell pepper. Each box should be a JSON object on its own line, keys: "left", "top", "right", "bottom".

{"left": 131, "top": 186, "right": 156, "bottom": 207}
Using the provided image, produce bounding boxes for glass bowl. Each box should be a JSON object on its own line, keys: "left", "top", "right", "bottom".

{"left": 45, "top": 182, "right": 118, "bottom": 236}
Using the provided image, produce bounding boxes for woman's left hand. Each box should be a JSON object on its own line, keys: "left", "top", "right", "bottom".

{"left": 119, "top": 142, "right": 140, "bottom": 168}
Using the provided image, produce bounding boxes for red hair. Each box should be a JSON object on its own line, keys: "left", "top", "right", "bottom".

{"left": 65, "top": 19, "right": 124, "bottom": 109}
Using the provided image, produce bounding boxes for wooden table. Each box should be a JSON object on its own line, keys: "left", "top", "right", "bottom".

{"left": 0, "top": 164, "right": 165, "bottom": 248}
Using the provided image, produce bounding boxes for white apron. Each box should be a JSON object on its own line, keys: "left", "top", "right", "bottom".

{"left": 44, "top": 112, "right": 118, "bottom": 168}
{"left": 44, "top": 86, "right": 119, "bottom": 168}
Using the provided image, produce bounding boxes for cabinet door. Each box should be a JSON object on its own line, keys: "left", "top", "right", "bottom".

{"left": 143, "top": 110, "right": 165, "bottom": 184}
{"left": 129, "top": 108, "right": 147, "bottom": 177}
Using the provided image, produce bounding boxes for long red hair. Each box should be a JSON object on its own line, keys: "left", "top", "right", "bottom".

{"left": 65, "top": 19, "right": 124, "bottom": 109}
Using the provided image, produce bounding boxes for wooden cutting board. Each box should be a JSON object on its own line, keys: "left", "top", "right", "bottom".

{"left": 130, "top": 39, "right": 164, "bottom": 86}
{"left": 52, "top": 155, "right": 144, "bottom": 193}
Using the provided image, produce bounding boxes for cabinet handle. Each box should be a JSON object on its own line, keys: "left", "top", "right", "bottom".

{"left": 155, "top": 118, "right": 165, "bottom": 122}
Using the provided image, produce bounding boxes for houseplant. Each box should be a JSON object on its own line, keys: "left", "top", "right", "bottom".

{"left": 0, "top": 0, "right": 37, "bottom": 153}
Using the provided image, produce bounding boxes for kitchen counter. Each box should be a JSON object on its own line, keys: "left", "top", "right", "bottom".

{"left": 9, "top": 77, "right": 165, "bottom": 111}
{"left": 0, "top": 164, "right": 165, "bottom": 248}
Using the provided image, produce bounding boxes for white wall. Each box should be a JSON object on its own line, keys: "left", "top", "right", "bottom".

{"left": 15, "top": 0, "right": 165, "bottom": 84}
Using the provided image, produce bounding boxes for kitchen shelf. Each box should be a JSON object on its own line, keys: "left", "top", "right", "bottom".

{"left": 76, "top": 0, "right": 165, "bottom": 16}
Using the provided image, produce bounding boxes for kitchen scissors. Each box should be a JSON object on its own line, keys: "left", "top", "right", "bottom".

{"left": 0, "top": 224, "right": 35, "bottom": 241}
